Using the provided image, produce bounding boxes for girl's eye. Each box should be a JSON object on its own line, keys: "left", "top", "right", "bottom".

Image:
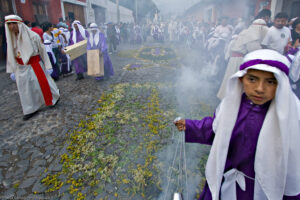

{"left": 247, "top": 76, "right": 256, "bottom": 82}
{"left": 267, "top": 80, "right": 277, "bottom": 85}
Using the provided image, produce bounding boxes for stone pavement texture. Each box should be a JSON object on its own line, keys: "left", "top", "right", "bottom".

{"left": 0, "top": 42, "right": 218, "bottom": 199}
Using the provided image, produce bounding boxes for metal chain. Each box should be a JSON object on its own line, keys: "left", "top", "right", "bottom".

{"left": 164, "top": 128, "right": 181, "bottom": 200}
{"left": 164, "top": 127, "right": 189, "bottom": 200}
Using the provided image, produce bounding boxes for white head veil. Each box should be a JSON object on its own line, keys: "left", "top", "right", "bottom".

{"left": 207, "top": 49, "right": 300, "bottom": 199}
{"left": 71, "top": 20, "right": 87, "bottom": 43}
{"left": 5, "top": 15, "right": 37, "bottom": 73}
{"left": 87, "top": 22, "right": 100, "bottom": 48}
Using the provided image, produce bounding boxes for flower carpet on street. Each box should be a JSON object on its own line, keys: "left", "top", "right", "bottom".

{"left": 137, "top": 46, "right": 177, "bottom": 62}
{"left": 40, "top": 82, "right": 213, "bottom": 200}
{"left": 119, "top": 46, "right": 179, "bottom": 72}
{"left": 123, "top": 63, "right": 152, "bottom": 71}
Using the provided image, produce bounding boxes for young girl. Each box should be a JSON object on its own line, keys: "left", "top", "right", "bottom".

{"left": 175, "top": 49, "right": 300, "bottom": 199}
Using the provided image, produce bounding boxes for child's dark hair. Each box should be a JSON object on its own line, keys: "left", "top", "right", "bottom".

{"left": 24, "top": 20, "right": 31, "bottom": 26}
{"left": 255, "top": 9, "right": 271, "bottom": 19}
{"left": 31, "top": 22, "right": 39, "bottom": 27}
{"left": 42, "top": 22, "right": 52, "bottom": 32}
{"left": 292, "top": 17, "right": 300, "bottom": 29}
{"left": 275, "top": 12, "right": 289, "bottom": 19}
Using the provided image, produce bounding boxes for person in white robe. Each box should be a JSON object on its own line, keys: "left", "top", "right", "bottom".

{"left": 5, "top": 15, "right": 60, "bottom": 120}
{"left": 217, "top": 19, "right": 269, "bottom": 99}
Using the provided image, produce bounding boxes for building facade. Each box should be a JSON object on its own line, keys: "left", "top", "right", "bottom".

{"left": 184, "top": 0, "right": 300, "bottom": 24}
{"left": 88, "top": 0, "right": 134, "bottom": 25}
{"left": 1, "top": 0, "right": 133, "bottom": 26}
{"left": 0, "top": 0, "right": 133, "bottom": 59}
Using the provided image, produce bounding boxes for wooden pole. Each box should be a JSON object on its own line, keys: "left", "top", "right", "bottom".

{"left": 135, "top": 0, "right": 138, "bottom": 24}
{"left": 117, "top": 0, "right": 120, "bottom": 24}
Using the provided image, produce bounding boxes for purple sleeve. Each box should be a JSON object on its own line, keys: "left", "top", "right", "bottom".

{"left": 47, "top": 52, "right": 55, "bottom": 65}
{"left": 69, "top": 32, "right": 74, "bottom": 45}
{"left": 185, "top": 117, "right": 215, "bottom": 145}
{"left": 100, "top": 33, "right": 107, "bottom": 52}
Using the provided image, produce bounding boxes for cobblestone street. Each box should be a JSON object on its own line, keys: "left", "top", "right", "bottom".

{"left": 0, "top": 42, "right": 219, "bottom": 199}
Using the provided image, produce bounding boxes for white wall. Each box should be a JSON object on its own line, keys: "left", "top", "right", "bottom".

{"left": 106, "top": 0, "right": 134, "bottom": 23}
{"left": 270, "top": 0, "right": 283, "bottom": 18}
{"left": 90, "top": 0, "right": 107, "bottom": 8}
{"left": 119, "top": 4, "right": 134, "bottom": 23}
{"left": 86, "top": 0, "right": 133, "bottom": 24}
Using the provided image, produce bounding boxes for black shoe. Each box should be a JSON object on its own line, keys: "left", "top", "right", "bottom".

{"left": 63, "top": 72, "right": 74, "bottom": 77}
{"left": 75, "top": 73, "right": 84, "bottom": 80}
{"left": 23, "top": 111, "right": 38, "bottom": 121}
{"left": 76, "top": 77, "right": 83, "bottom": 81}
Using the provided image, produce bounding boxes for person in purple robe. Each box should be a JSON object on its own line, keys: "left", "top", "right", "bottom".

{"left": 69, "top": 20, "right": 88, "bottom": 80}
{"left": 87, "top": 23, "right": 114, "bottom": 81}
{"left": 174, "top": 49, "right": 300, "bottom": 199}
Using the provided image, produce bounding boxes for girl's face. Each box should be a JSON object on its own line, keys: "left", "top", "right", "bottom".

{"left": 240, "top": 69, "right": 278, "bottom": 105}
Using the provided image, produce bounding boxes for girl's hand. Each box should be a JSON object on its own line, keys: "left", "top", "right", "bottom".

{"left": 174, "top": 119, "right": 186, "bottom": 131}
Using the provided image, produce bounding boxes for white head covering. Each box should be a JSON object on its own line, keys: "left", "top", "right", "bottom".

{"left": 5, "top": 15, "right": 37, "bottom": 73}
{"left": 71, "top": 20, "right": 87, "bottom": 43}
{"left": 89, "top": 22, "right": 98, "bottom": 31}
{"left": 88, "top": 22, "right": 100, "bottom": 48}
{"left": 63, "top": 28, "right": 70, "bottom": 43}
{"left": 207, "top": 49, "right": 300, "bottom": 199}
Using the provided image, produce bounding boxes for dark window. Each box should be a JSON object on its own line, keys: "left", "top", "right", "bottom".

{"left": 33, "top": 2, "right": 48, "bottom": 24}
{"left": 291, "top": 2, "right": 300, "bottom": 19}
{"left": 0, "top": 0, "right": 13, "bottom": 13}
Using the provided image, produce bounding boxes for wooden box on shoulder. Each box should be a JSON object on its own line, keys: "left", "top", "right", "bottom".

{"left": 64, "top": 40, "right": 87, "bottom": 60}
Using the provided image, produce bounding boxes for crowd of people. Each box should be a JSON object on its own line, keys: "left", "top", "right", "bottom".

{"left": 151, "top": 9, "right": 300, "bottom": 100}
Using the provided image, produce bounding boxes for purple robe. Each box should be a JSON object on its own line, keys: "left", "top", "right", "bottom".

{"left": 69, "top": 30, "right": 88, "bottom": 74}
{"left": 86, "top": 31, "right": 114, "bottom": 79}
{"left": 185, "top": 94, "right": 300, "bottom": 199}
